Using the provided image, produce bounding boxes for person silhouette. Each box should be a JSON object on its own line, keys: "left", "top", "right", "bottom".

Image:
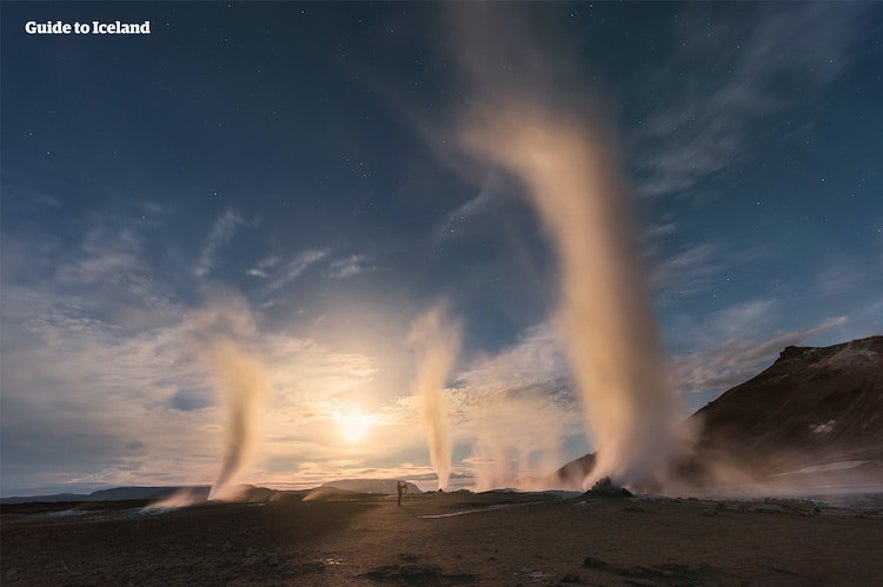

{"left": 396, "top": 481, "right": 407, "bottom": 507}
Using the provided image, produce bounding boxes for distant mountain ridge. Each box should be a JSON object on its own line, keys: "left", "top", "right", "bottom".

{"left": 557, "top": 335, "right": 883, "bottom": 487}
{"left": 321, "top": 479, "right": 422, "bottom": 494}
{"left": 1, "top": 478, "right": 427, "bottom": 505}
{"left": 0, "top": 486, "right": 207, "bottom": 505}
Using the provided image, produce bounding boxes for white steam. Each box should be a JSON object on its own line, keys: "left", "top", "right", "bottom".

{"left": 408, "top": 302, "right": 462, "bottom": 491}
{"left": 206, "top": 339, "right": 270, "bottom": 500}
{"left": 470, "top": 394, "right": 565, "bottom": 491}
{"left": 191, "top": 297, "right": 272, "bottom": 501}
{"left": 452, "top": 8, "right": 682, "bottom": 487}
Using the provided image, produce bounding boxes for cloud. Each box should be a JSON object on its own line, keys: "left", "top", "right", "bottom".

{"left": 262, "top": 249, "right": 329, "bottom": 295}
{"left": 437, "top": 171, "right": 500, "bottom": 239}
{"left": 458, "top": 322, "right": 567, "bottom": 388}
{"left": 193, "top": 209, "right": 244, "bottom": 278}
{"left": 646, "top": 239, "right": 770, "bottom": 303}
{"left": 672, "top": 315, "right": 849, "bottom": 395}
{"left": 633, "top": 3, "right": 870, "bottom": 199}
{"left": 326, "top": 254, "right": 373, "bottom": 279}
{"left": 813, "top": 256, "right": 871, "bottom": 297}
{"left": 648, "top": 242, "right": 722, "bottom": 297}
{"left": 0, "top": 280, "right": 386, "bottom": 493}
{"left": 246, "top": 255, "right": 280, "bottom": 279}
{"left": 0, "top": 220, "right": 383, "bottom": 494}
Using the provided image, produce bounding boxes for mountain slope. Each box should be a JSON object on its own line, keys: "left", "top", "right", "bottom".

{"left": 556, "top": 335, "right": 883, "bottom": 487}
{"left": 689, "top": 335, "right": 883, "bottom": 473}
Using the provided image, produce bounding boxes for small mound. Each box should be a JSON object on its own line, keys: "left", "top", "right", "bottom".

{"left": 584, "top": 477, "right": 633, "bottom": 498}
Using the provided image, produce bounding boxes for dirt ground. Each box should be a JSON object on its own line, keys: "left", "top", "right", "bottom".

{"left": 2, "top": 491, "right": 882, "bottom": 586}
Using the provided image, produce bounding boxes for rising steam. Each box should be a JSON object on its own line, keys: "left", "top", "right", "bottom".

{"left": 408, "top": 302, "right": 462, "bottom": 491}
{"left": 206, "top": 339, "right": 270, "bottom": 499}
{"left": 191, "top": 297, "right": 272, "bottom": 501}
{"left": 451, "top": 7, "right": 682, "bottom": 487}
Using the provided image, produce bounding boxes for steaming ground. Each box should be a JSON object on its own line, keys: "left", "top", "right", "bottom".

{"left": 4, "top": 489, "right": 882, "bottom": 585}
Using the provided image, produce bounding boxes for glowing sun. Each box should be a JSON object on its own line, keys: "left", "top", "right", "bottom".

{"left": 334, "top": 409, "right": 374, "bottom": 444}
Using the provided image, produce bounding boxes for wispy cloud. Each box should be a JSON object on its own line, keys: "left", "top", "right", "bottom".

{"left": 193, "top": 209, "right": 243, "bottom": 278}
{"left": 459, "top": 322, "right": 567, "bottom": 388}
{"left": 438, "top": 171, "right": 501, "bottom": 239}
{"left": 648, "top": 242, "right": 721, "bottom": 297}
{"left": 633, "top": 3, "right": 870, "bottom": 199}
{"left": 647, "top": 239, "right": 769, "bottom": 303}
{"left": 326, "top": 254, "right": 373, "bottom": 279}
{"left": 672, "top": 315, "right": 848, "bottom": 395}
{"left": 262, "top": 249, "right": 329, "bottom": 295}
{"left": 246, "top": 255, "right": 280, "bottom": 278}
{"left": 813, "top": 256, "right": 871, "bottom": 298}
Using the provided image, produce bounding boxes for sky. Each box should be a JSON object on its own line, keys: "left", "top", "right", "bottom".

{"left": 1, "top": 2, "right": 881, "bottom": 496}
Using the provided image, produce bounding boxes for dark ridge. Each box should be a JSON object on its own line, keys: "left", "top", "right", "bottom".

{"left": 555, "top": 335, "right": 883, "bottom": 488}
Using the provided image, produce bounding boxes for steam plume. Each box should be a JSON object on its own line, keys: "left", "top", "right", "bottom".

{"left": 191, "top": 297, "right": 271, "bottom": 501}
{"left": 408, "top": 302, "right": 462, "bottom": 491}
{"left": 207, "top": 339, "right": 270, "bottom": 499}
{"left": 471, "top": 394, "right": 564, "bottom": 491}
{"left": 452, "top": 8, "right": 681, "bottom": 486}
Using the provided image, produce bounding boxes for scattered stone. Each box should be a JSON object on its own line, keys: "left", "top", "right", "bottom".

{"left": 265, "top": 552, "right": 280, "bottom": 566}
{"left": 583, "top": 556, "right": 608, "bottom": 568}
{"left": 399, "top": 563, "right": 441, "bottom": 577}
{"left": 753, "top": 504, "right": 785, "bottom": 514}
{"left": 399, "top": 551, "right": 418, "bottom": 562}
{"left": 624, "top": 565, "right": 657, "bottom": 577}
{"left": 584, "top": 477, "right": 634, "bottom": 499}
{"left": 359, "top": 563, "right": 469, "bottom": 582}
{"left": 220, "top": 541, "right": 233, "bottom": 553}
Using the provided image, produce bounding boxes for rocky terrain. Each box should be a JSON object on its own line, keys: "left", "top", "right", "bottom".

{"left": 3, "top": 489, "right": 883, "bottom": 586}
{"left": 689, "top": 336, "right": 883, "bottom": 472}
{"left": 558, "top": 336, "right": 883, "bottom": 490}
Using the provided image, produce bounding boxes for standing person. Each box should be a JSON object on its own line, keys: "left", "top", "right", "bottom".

{"left": 396, "top": 481, "right": 407, "bottom": 507}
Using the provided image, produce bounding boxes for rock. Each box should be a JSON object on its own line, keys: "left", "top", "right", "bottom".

{"left": 583, "top": 556, "right": 608, "bottom": 568}
{"left": 360, "top": 564, "right": 441, "bottom": 581}
{"left": 265, "top": 552, "right": 280, "bottom": 566}
{"left": 561, "top": 571, "right": 581, "bottom": 582}
{"left": 399, "top": 552, "right": 418, "bottom": 562}
{"left": 399, "top": 564, "right": 440, "bottom": 577}
{"left": 584, "top": 477, "right": 633, "bottom": 498}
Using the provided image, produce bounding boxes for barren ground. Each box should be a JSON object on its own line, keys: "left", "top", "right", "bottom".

{"left": 2, "top": 491, "right": 882, "bottom": 586}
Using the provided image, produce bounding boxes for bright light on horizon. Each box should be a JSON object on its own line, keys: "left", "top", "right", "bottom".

{"left": 334, "top": 408, "right": 376, "bottom": 445}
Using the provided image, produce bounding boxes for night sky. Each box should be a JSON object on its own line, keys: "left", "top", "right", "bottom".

{"left": 2, "top": 2, "right": 882, "bottom": 496}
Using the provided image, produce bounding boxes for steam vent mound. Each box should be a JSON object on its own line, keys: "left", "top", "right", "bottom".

{"left": 584, "top": 477, "right": 633, "bottom": 498}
